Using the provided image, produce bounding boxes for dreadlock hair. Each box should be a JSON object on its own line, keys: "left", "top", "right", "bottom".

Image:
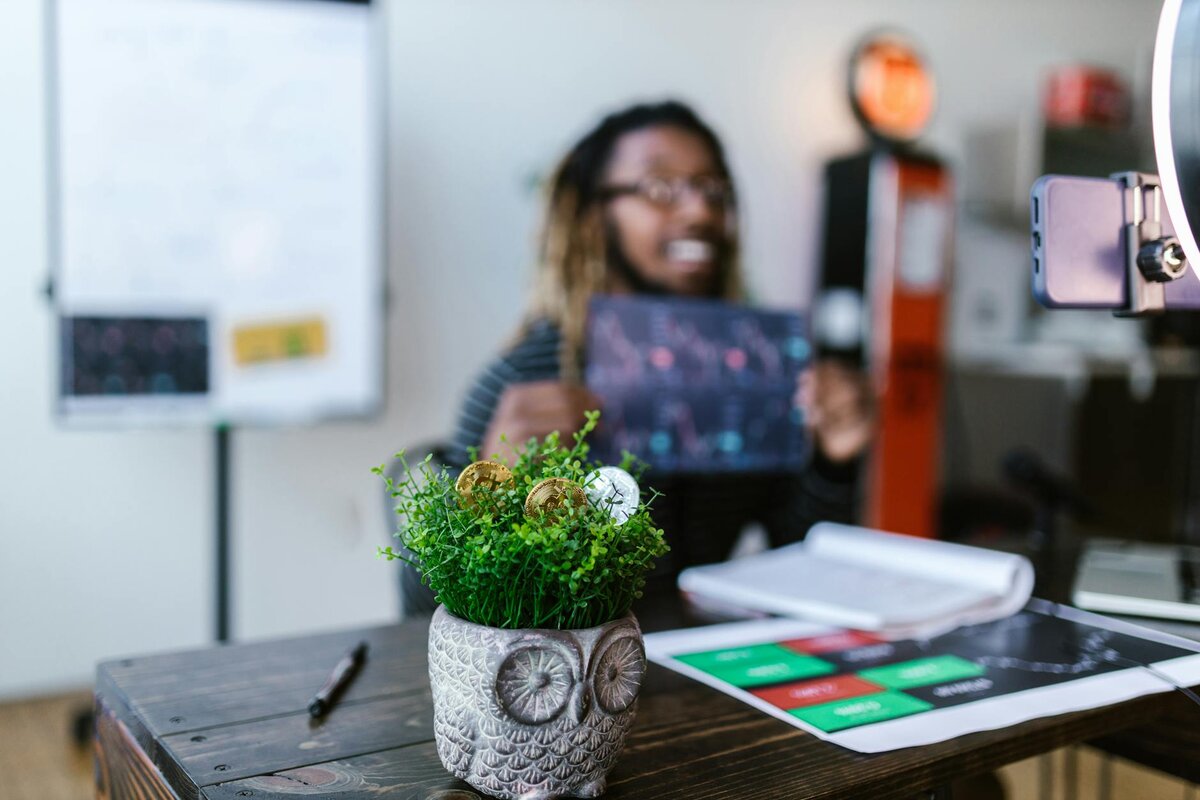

{"left": 524, "top": 100, "right": 745, "bottom": 381}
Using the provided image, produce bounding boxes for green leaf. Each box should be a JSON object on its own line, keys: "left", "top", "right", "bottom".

{"left": 371, "top": 410, "right": 668, "bottom": 629}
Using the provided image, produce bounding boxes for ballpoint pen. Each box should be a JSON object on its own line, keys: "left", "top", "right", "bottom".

{"left": 308, "top": 641, "right": 368, "bottom": 719}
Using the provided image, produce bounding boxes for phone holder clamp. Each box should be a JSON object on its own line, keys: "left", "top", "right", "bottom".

{"left": 1112, "top": 171, "right": 1188, "bottom": 316}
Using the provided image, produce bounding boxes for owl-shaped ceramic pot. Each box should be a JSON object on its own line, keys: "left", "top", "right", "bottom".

{"left": 428, "top": 605, "right": 645, "bottom": 800}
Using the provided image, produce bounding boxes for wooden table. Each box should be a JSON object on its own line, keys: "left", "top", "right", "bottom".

{"left": 1085, "top": 615, "right": 1200, "bottom": 784}
{"left": 94, "top": 606, "right": 1200, "bottom": 800}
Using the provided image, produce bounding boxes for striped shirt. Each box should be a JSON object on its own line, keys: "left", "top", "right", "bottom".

{"left": 450, "top": 319, "right": 860, "bottom": 577}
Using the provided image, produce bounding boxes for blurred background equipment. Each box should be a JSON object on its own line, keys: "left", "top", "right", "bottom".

{"left": 1023, "top": 0, "right": 1200, "bottom": 628}
{"left": 1043, "top": 65, "right": 1131, "bottom": 129}
{"left": 1073, "top": 538, "right": 1200, "bottom": 620}
{"left": 816, "top": 30, "right": 952, "bottom": 538}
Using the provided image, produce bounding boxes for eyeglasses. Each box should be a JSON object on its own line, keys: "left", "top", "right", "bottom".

{"left": 599, "top": 174, "right": 734, "bottom": 209}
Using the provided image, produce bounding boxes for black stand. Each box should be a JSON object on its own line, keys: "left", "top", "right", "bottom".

{"left": 215, "top": 425, "right": 231, "bottom": 642}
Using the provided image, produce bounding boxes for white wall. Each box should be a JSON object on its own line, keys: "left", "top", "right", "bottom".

{"left": 0, "top": 0, "right": 1164, "bottom": 697}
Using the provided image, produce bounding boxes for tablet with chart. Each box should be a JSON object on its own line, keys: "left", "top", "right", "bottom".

{"left": 645, "top": 600, "right": 1200, "bottom": 753}
{"left": 585, "top": 296, "right": 810, "bottom": 473}
{"left": 50, "top": 0, "right": 382, "bottom": 426}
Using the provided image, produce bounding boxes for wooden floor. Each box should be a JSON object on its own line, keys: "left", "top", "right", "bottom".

{"left": 997, "top": 748, "right": 1199, "bottom": 800}
{"left": 0, "top": 690, "right": 94, "bottom": 800}
{"left": 0, "top": 690, "right": 1195, "bottom": 800}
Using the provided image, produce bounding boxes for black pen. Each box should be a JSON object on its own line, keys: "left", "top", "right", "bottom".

{"left": 308, "top": 641, "right": 368, "bottom": 719}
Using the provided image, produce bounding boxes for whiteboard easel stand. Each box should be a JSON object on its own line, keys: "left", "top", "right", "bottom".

{"left": 215, "top": 424, "right": 231, "bottom": 642}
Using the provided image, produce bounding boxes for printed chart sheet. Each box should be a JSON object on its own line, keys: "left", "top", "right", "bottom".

{"left": 645, "top": 600, "right": 1200, "bottom": 752}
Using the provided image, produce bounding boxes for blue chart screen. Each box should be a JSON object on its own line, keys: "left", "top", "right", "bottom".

{"left": 61, "top": 316, "right": 209, "bottom": 397}
{"left": 585, "top": 296, "right": 811, "bottom": 474}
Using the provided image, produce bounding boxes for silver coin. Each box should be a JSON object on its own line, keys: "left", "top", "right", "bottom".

{"left": 584, "top": 466, "right": 640, "bottom": 525}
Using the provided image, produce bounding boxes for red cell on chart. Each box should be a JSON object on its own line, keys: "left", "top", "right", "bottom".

{"left": 649, "top": 346, "right": 675, "bottom": 370}
{"left": 751, "top": 674, "right": 883, "bottom": 710}
{"left": 780, "top": 631, "right": 882, "bottom": 655}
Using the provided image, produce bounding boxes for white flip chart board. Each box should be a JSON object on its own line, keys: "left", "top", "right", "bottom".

{"left": 51, "top": 0, "right": 383, "bottom": 426}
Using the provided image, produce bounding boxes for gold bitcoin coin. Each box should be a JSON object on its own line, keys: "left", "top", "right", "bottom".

{"left": 524, "top": 478, "right": 586, "bottom": 519}
{"left": 455, "top": 461, "right": 515, "bottom": 507}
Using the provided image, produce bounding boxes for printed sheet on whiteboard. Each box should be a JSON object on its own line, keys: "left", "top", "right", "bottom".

{"left": 645, "top": 600, "right": 1200, "bottom": 753}
{"left": 52, "top": 0, "right": 381, "bottom": 425}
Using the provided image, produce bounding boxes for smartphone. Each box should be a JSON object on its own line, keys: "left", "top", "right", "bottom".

{"left": 1030, "top": 175, "right": 1126, "bottom": 308}
{"left": 1030, "top": 174, "right": 1200, "bottom": 309}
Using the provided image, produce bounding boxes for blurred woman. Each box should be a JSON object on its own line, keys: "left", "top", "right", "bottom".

{"left": 451, "top": 99, "right": 873, "bottom": 578}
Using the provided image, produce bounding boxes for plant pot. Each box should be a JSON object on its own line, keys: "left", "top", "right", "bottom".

{"left": 428, "top": 605, "right": 646, "bottom": 800}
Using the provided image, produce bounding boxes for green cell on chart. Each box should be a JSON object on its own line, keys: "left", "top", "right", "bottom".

{"left": 676, "top": 643, "right": 835, "bottom": 688}
{"left": 789, "top": 690, "right": 933, "bottom": 732}
{"left": 857, "top": 655, "right": 986, "bottom": 690}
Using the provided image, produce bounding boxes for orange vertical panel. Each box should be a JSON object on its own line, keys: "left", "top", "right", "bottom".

{"left": 864, "top": 157, "right": 950, "bottom": 538}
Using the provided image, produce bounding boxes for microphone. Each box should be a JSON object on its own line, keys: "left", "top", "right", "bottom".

{"left": 1002, "top": 449, "right": 1094, "bottom": 519}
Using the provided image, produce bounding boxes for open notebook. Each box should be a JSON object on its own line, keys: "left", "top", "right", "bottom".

{"left": 677, "top": 523, "right": 1035, "bottom": 639}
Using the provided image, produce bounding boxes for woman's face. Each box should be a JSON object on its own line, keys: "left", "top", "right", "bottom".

{"left": 601, "top": 125, "right": 731, "bottom": 298}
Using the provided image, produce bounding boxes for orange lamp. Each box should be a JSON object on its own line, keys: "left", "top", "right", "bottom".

{"left": 850, "top": 34, "right": 936, "bottom": 143}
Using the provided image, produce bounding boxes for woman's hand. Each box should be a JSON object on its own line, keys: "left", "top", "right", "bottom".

{"left": 481, "top": 380, "right": 600, "bottom": 464}
{"left": 798, "top": 360, "right": 876, "bottom": 464}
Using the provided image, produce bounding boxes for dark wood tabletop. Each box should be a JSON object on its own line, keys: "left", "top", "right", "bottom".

{"left": 94, "top": 597, "right": 1200, "bottom": 800}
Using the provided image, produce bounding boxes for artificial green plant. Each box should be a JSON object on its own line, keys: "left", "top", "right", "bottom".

{"left": 377, "top": 411, "right": 668, "bottom": 630}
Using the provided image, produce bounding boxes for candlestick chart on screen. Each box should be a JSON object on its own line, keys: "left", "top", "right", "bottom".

{"left": 586, "top": 296, "right": 810, "bottom": 473}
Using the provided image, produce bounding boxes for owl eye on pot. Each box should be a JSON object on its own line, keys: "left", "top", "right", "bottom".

{"left": 590, "top": 635, "right": 645, "bottom": 715}
{"left": 495, "top": 645, "right": 576, "bottom": 724}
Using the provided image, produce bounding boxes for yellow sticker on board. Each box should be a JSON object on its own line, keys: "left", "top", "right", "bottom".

{"left": 232, "top": 318, "right": 328, "bottom": 366}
